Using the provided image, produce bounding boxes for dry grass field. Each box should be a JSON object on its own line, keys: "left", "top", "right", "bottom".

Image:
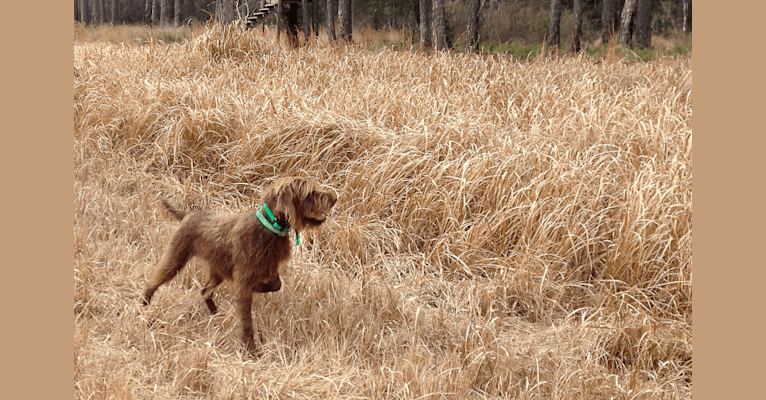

{"left": 74, "top": 24, "right": 692, "bottom": 399}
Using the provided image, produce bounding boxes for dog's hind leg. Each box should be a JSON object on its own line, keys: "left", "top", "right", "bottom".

{"left": 141, "top": 231, "right": 195, "bottom": 306}
{"left": 201, "top": 272, "right": 223, "bottom": 314}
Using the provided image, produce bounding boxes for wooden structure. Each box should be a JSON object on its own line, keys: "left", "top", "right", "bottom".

{"left": 238, "top": 0, "right": 312, "bottom": 28}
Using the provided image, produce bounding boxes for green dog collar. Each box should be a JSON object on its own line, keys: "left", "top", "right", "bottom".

{"left": 256, "top": 204, "right": 289, "bottom": 237}
{"left": 256, "top": 203, "right": 300, "bottom": 245}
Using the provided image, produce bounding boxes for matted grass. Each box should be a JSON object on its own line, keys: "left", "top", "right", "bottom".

{"left": 74, "top": 23, "right": 692, "bottom": 399}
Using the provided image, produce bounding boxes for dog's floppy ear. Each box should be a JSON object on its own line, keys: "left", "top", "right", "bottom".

{"left": 306, "top": 188, "right": 337, "bottom": 211}
{"left": 274, "top": 177, "right": 308, "bottom": 229}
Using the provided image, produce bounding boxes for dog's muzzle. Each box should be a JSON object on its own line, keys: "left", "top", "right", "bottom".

{"left": 305, "top": 216, "right": 326, "bottom": 226}
{"left": 255, "top": 276, "right": 282, "bottom": 293}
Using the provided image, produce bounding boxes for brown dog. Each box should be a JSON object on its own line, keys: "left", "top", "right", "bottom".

{"left": 141, "top": 177, "right": 337, "bottom": 352}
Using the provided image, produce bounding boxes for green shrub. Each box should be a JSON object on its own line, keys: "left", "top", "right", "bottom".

{"left": 478, "top": 41, "right": 544, "bottom": 58}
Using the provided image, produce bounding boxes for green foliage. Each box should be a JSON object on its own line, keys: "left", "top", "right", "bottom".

{"left": 669, "top": 43, "right": 691, "bottom": 56}
{"left": 668, "top": 34, "right": 693, "bottom": 57}
{"left": 454, "top": 33, "right": 690, "bottom": 62}
{"left": 585, "top": 36, "right": 692, "bottom": 62}
{"left": 449, "top": 39, "right": 548, "bottom": 58}
{"left": 151, "top": 29, "right": 192, "bottom": 44}
{"left": 630, "top": 43, "right": 692, "bottom": 61}
{"left": 631, "top": 47, "right": 657, "bottom": 62}
{"left": 536, "top": 17, "right": 550, "bottom": 40}
{"left": 478, "top": 41, "right": 544, "bottom": 58}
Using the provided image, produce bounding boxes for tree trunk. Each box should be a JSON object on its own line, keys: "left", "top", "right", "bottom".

{"left": 302, "top": 0, "right": 310, "bottom": 43}
{"left": 175, "top": 0, "right": 181, "bottom": 26}
{"left": 151, "top": 0, "right": 159, "bottom": 25}
{"left": 466, "top": 0, "right": 480, "bottom": 52}
{"left": 620, "top": 0, "right": 638, "bottom": 47}
{"left": 215, "top": 0, "right": 236, "bottom": 25}
{"left": 91, "top": 0, "right": 102, "bottom": 25}
{"left": 110, "top": 0, "right": 118, "bottom": 25}
{"left": 339, "top": 0, "right": 352, "bottom": 41}
{"left": 327, "top": 0, "right": 336, "bottom": 41}
{"left": 281, "top": 3, "right": 300, "bottom": 47}
{"left": 681, "top": 0, "right": 691, "bottom": 34}
{"left": 280, "top": 0, "right": 282, "bottom": 45}
{"left": 419, "top": 0, "right": 431, "bottom": 48}
{"left": 601, "top": 0, "right": 617, "bottom": 44}
{"left": 635, "top": 0, "right": 653, "bottom": 48}
{"left": 572, "top": 0, "right": 583, "bottom": 52}
{"left": 90, "top": 0, "right": 98, "bottom": 25}
{"left": 80, "top": 0, "right": 89, "bottom": 24}
{"left": 409, "top": 0, "right": 419, "bottom": 46}
{"left": 433, "top": 0, "right": 447, "bottom": 50}
{"left": 160, "top": 0, "right": 168, "bottom": 27}
{"left": 547, "top": 0, "right": 562, "bottom": 51}
{"left": 312, "top": 0, "right": 319, "bottom": 40}
{"left": 144, "top": 0, "right": 151, "bottom": 24}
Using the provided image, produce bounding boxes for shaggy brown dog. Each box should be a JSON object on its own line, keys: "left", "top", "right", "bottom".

{"left": 141, "top": 177, "right": 337, "bottom": 353}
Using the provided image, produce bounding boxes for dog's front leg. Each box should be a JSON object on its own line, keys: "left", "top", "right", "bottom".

{"left": 236, "top": 286, "right": 258, "bottom": 354}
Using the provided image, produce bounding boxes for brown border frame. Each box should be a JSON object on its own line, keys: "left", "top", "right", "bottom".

{"left": 5, "top": 2, "right": 72, "bottom": 397}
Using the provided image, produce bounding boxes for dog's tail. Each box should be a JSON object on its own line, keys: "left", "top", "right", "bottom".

{"left": 160, "top": 199, "right": 188, "bottom": 221}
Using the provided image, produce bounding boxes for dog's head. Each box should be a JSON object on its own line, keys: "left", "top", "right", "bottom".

{"left": 261, "top": 177, "right": 337, "bottom": 232}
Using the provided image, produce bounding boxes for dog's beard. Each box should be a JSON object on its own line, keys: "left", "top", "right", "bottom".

{"left": 304, "top": 216, "right": 326, "bottom": 227}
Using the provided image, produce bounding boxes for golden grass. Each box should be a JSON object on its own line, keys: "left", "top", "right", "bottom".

{"left": 74, "top": 24, "right": 692, "bottom": 399}
{"left": 74, "top": 21, "right": 207, "bottom": 45}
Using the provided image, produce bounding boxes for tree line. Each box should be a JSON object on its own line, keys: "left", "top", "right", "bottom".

{"left": 74, "top": 1, "right": 691, "bottom": 50}
{"left": 75, "top": 0, "right": 215, "bottom": 26}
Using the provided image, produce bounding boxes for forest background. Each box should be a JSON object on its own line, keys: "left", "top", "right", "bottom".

{"left": 73, "top": 0, "right": 692, "bottom": 59}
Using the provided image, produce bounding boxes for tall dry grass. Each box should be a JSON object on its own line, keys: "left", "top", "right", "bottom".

{"left": 74, "top": 24, "right": 692, "bottom": 399}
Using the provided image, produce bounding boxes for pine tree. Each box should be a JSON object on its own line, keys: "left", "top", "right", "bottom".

{"left": 160, "top": 0, "right": 168, "bottom": 27}
{"left": 620, "top": 0, "right": 639, "bottom": 47}
{"left": 433, "top": 0, "right": 447, "bottom": 50}
{"left": 151, "top": 0, "right": 158, "bottom": 25}
{"left": 80, "top": 0, "right": 90, "bottom": 24}
{"left": 327, "top": 0, "right": 337, "bottom": 41}
{"left": 547, "top": 0, "right": 562, "bottom": 51}
{"left": 681, "top": 0, "right": 691, "bottom": 34}
{"left": 215, "top": 0, "right": 236, "bottom": 25}
{"left": 601, "top": 0, "right": 617, "bottom": 44}
{"left": 635, "top": 0, "right": 654, "bottom": 49}
{"left": 302, "top": 0, "right": 310, "bottom": 43}
{"left": 111, "top": 0, "right": 118, "bottom": 25}
{"left": 339, "top": 0, "right": 352, "bottom": 41}
{"left": 572, "top": 0, "right": 583, "bottom": 52}
{"left": 144, "top": 0, "right": 151, "bottom": 24}
{"left": 466, "top": 0, "right": 480, "bottom": 52}
{"left": 175, "top": 0, "right": 181, "bottom": 27}
{"left": 419, "top": 0, "right": 431, "bottom": 48}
